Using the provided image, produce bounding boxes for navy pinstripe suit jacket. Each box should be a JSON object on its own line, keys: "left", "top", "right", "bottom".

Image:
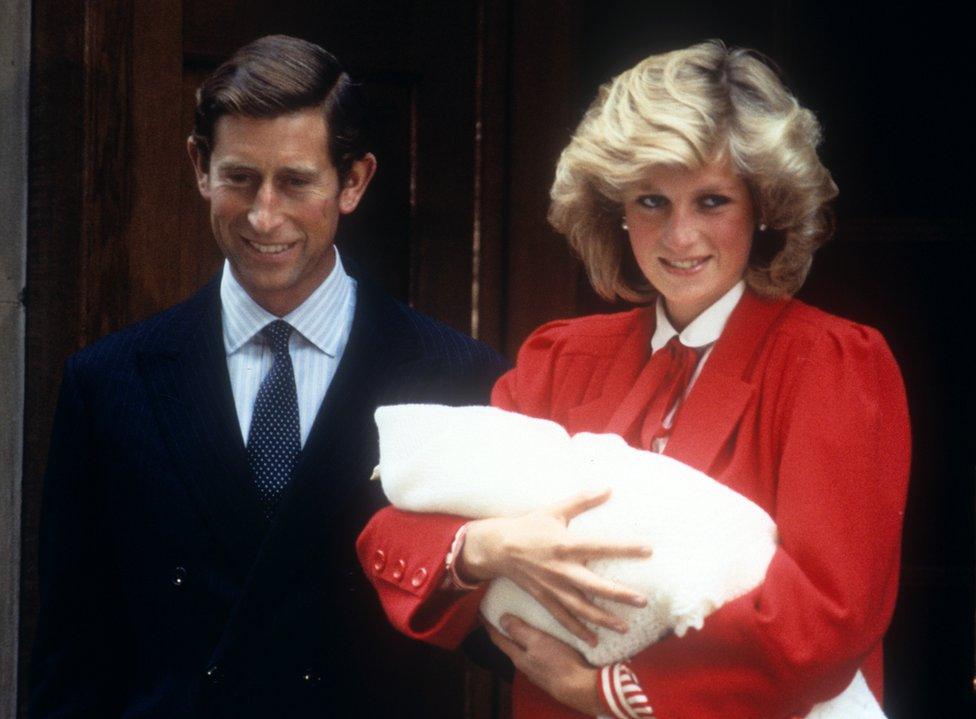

{"left": 30, "top": 268, "right": 508, "bottom": 718}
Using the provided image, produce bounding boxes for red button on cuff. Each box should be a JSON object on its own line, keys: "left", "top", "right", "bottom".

{"left": 372, "top": 549, "right": 386, "bottom": 574}
{"left": 392, "top": 559, "right": 406, "bottom": 581}
{"left": 410, "top": 567, "right": 429, "bottom": 588}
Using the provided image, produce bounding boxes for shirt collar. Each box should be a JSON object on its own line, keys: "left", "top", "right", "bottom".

{"left": 220, "top": 248, "right": 354, "bottom": 357}
{"left": 651, "top": 280, "right": 745, "bottom": 354}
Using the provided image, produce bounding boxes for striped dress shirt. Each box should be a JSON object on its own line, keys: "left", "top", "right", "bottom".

{"left": 220, "top": 249, "right": 356, "bottom": 447}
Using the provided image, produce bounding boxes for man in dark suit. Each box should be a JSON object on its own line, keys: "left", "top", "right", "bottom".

{"left": 30, "top": 35, "right": 507, "bottom": 718}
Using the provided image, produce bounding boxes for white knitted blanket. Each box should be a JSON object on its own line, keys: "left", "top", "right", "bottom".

{"left": 373, "top": 404, "right": 884, "bottom": 719}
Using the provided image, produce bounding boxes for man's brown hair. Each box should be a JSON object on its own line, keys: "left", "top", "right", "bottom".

{"left": 191, "top": 35, "right": 369, "bottom": 180}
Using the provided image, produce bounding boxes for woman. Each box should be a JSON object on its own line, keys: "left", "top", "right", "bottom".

{"left": 357, "top": 40, "right": 910, "bottom": 719}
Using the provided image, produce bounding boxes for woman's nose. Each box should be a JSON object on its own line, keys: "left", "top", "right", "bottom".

{"left": 661, "top": 206, "right": 699, "bottom": 250}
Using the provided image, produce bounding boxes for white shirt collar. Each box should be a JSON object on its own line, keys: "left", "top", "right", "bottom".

{"left": 220, "top": 248, "right": 354, "bottom": 357}
{"left": 650, "top": 280, "right": 745, "bottom": 354}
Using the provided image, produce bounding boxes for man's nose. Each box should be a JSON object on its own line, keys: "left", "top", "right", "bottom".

{"left": 247, "top": 181, "right": 284, "bottom": 234}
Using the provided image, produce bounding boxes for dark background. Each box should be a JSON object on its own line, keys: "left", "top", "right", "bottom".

{"left": 21, "top": 1, "right": 973, "bottom": 716}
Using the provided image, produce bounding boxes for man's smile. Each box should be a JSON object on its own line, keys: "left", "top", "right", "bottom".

{"left": 242, "top": 237, "right": 299, "bottom": 255}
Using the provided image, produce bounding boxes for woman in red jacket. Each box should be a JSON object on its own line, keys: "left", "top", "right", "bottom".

{"left": 358, "top": 40, "right": 910, "bottom": 719}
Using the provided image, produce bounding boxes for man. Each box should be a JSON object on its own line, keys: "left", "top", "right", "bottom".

{"left": 30, "top": 35, "right": 506, "bottom": 718}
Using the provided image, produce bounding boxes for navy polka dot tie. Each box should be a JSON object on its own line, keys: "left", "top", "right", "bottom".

{"left": 247, "top": 320, "right": 301, "bottom": 518}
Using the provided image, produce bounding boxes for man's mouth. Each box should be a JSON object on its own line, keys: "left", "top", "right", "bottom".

{"left": 244, "top": 238, "right": 297, "bottom": 255}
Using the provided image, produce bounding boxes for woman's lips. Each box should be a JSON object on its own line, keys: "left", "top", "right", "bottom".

{"left": 659, "top": 256, "right": 709, "bottom": 274}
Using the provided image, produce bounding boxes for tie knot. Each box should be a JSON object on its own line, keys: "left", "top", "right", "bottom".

{"left": 261, "top": 320, "right": 293, "bottom": 355}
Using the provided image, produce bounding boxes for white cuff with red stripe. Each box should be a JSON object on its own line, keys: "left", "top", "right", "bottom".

{"left": 599, "top": 662, "right": 656, "bottom": 719}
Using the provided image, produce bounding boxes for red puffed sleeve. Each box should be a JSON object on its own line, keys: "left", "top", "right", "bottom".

{"left": 491, "top": 319, "right": 570, "bottom": 415}
{"left": 492, "top": 315, "right": 633, "bottom": 420}
{"left": 625, "top": 324, "right": 911, "bottom": 719}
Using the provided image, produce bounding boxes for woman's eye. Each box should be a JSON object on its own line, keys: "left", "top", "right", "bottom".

{"left": 700, "top": 194, "right": 730, "bottom": 209}
{"left": 637, "top": 195, "right": 667, "bottom": 209}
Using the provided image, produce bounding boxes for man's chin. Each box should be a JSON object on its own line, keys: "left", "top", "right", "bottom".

{"left": 233, "top": 269, "right": 301, "bottom": 310}
{"left": 228, "top": 256, "right": 334, "bottom": 315}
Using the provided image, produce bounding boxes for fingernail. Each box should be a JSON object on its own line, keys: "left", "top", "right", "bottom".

{"left": 588, "top": 634, "right": 598, "bottom": 647}
{"left": 615, "top": 622, "right": 628, "bottom": 633}
{"left": 642, "top": 545, "right": 654, "bottom": 556}
{"left": 631, "top": 595, "right": 647, "bottom": 607}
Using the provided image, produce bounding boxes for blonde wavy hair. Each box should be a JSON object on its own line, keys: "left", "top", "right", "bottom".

{"left": 549, "top": 40, "right": 838, "bottom": 302}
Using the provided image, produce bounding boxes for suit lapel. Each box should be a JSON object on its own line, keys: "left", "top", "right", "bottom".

{"left": 139, "top": 279, "right": 268, "bottom": 578}
{"left": 664, "top": 292, "right": 790, "bottom": 472}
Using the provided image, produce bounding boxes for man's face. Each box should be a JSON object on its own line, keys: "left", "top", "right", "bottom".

{"left": 189, "top": 108, "right": 374, "bottom": 316}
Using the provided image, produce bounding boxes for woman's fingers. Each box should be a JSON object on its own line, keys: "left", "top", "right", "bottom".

{"left": 487, "top": 623, "right": 525, "bottom": 657}
{"left": 470, "top": 491, "right": 655, "bottom": 645}
{"left": 526, "top": 582, "right": 599, "bottom": 646}
{"left": 499, "top": 614, "right": 548, "bottom": 647}
{"left": 548, "top": 488, "right": 612, "bottom": 522}
{"left": 540, "top": 541, "right": 650, "bottom": 605}
{"left": 491, "top": 616, "right": 603, "bottom": 716}
{"left": 527, "top": 570, "right": 633, "bottom": 638}
{"left": 546, "top": 581, "right": 630, "bottom": 634}
{"left": 556, "top": 561, "right": 648, "bottom": 607}
{"left": 563, "top": 538, "right": 653, "bottom": 561}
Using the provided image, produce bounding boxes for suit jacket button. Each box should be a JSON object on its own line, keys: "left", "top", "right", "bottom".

{"left": 392, "top": 558, "right": 406, "bottom": 581}
{"left": 372, "top": 549, "right": 386, "bottom": 574}
{"left": 205, "top": 664, "right": 221, "bottom": 685}
{"left": 302, "top": 668, "right": 322, "bottom": 684}
{"left": 410, "top": 567, "right": 428, "bottom": 588}
{"left": 172, "top": 566, "right": 187, "bottom": 587}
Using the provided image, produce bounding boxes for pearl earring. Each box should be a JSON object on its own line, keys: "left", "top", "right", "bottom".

{"left": 758, "top": 222, "right": 767, "bottom": 232}
{"left": 621, "top": 218, "right": 629, "bottom": 231}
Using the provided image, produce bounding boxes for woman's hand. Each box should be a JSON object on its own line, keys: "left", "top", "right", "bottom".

{"left": 488, "top": 614, "right": 605, "bottom": 716}
{"left": 457, "top": 488, "right": 652, "bottom": 645}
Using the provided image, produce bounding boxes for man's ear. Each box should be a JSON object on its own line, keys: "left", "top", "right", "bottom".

{"left": 187, "top": 136, "right": 212, "bottom": 199}
{"left": 338, "top": 153, "right": 377, "bottom": 215}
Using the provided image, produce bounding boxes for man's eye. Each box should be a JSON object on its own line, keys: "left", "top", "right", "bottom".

{"left": 225, "top": 173, "right": 252, "bottom": 185}
{"left": 284, "top": 177, "right": 311, "bottom": 188}
{"left": 637, "top": 195, "right": 667, "bottom": 209}
{"left": 700, "top": 194, "right": 730, "bottom": 209}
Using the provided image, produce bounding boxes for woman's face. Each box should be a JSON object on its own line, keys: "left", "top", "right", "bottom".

{"left": 623, "top": 159, "right": 755, "bottom": 330}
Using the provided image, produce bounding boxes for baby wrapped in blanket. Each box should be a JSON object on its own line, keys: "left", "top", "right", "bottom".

{"left": 373, "top": 403, "right": 884, "bottom": 719}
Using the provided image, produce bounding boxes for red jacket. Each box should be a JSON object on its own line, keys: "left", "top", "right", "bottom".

{"left": 357, "top": 292, "right": 911, "bottom": 719}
